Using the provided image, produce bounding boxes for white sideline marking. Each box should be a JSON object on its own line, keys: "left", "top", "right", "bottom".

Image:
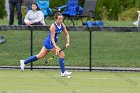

{"left": 78, "top": 78, "right": 109, "bottom": 80}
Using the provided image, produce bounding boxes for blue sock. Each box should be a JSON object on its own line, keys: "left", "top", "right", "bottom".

{"left": 24, "top": 55, "right": 38, "bottom": 64}
{"left": 59, "top": 58, "right": 65, "bottom": 73}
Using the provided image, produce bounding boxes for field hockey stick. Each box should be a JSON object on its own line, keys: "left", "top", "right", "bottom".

{"left": 45, "top": 47, "right": 66, "bottom": 64}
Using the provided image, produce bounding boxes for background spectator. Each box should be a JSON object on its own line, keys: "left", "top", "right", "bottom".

{"left": 24, "top": 0, "right": 36, "bottom": 12}
{"left": 9, "top": 0, "right": 22, "bottom": 25}
{"left": 24, "top": 3, "right": 45, "bottom": 25}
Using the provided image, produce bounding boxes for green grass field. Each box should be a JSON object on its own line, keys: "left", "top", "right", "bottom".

{"left": 0, "top": 70, "right": 140, "bottom": 93}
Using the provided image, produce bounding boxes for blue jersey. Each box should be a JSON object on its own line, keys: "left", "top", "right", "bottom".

{"left": 44, "top": 22, "right": 64, "bottom": 50}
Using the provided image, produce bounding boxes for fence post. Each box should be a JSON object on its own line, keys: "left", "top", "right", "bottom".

{"left": 89, "top": 27, "right": 92, "bottom": 71}
{"left": 30, "top": 29, "right": 33, "bottom": 70}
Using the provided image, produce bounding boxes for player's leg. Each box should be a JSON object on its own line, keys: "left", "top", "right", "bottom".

{"left": 24, "top": 47, "right": 49, "bottom": 64}
{"left": 15, "top": 2, "right": 22, "bottom": 25}
{"left": 20, "top": 47, "right": 50, "bottom": 71}
{"left": 51, "top": 47, "right": 72, "bottom": 76}
{"left": 9, "top": 2, "right": 15, "bottom": 25}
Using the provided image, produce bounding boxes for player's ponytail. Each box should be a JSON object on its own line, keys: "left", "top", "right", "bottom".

{"left": 54, "top": 12, "right": 62, "bottom": 19}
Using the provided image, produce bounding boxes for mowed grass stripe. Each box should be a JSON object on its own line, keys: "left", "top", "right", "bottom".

{"left": 0, "top": 70, "right": 140, "bottom": 93}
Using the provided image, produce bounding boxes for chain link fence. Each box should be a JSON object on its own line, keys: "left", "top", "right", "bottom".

{"left": 1, "top": 26, "right": 140, "bottom": 71}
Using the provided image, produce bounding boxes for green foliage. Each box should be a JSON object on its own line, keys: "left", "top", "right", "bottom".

{"left": 50, "top": 0, "right": 84, "bottom": 8}
{"left": 119, "top": 7, "right": 140, "bottom": 21}
{"left": 50, "top": 0, "right": 67, "bottom": 8}
{"left": 21, "top": 6, "right": 26, "bottom": 18}
{"left": 119, "top": 0, "right": 135, "bottom": 11}
{"left": 78, "top": 0, "right": 85, "bottom": 7}
{"left": 95, "top": 0, "right": 120, "bottom": 20}
{"left": 135, "top": 0, "right": 140, "bottom": 8}
{"left": 0, "top": 0, "right": 7, "bottom": 18}
{"left": 95, "top": 0, "right": 140, "bottom": 20}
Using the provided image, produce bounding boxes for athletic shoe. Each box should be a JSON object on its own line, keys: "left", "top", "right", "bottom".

{"left": 20, "top": 60, "right": 25, "bottom": 71}
{"left": 61, "top": 71, "right": 72, "bottom": 77}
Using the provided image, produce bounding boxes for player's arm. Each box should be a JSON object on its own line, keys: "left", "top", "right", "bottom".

{"left": 50, "top": 24, "right": 59, "bottom": 54}
{"left": 62, "top": 23, "right": 70, "bottom": 48}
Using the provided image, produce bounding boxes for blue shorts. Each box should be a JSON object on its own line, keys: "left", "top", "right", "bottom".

{"left": 44, "top": 41, "right": 54, "bottom": 50}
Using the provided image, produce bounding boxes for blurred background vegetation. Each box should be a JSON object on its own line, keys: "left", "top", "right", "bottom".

{"left": 1, "top": 0, "right": 140, "bottom": 21}
{"left": 0, "top": 0, "right": 7, "bottom": 19}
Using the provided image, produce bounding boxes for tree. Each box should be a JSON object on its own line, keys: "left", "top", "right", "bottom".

{"left": 95, "top": 0, "right": 140, "bottom": 20}
{"left": 0, "top": 0, "right": 7, "bottom": 19}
